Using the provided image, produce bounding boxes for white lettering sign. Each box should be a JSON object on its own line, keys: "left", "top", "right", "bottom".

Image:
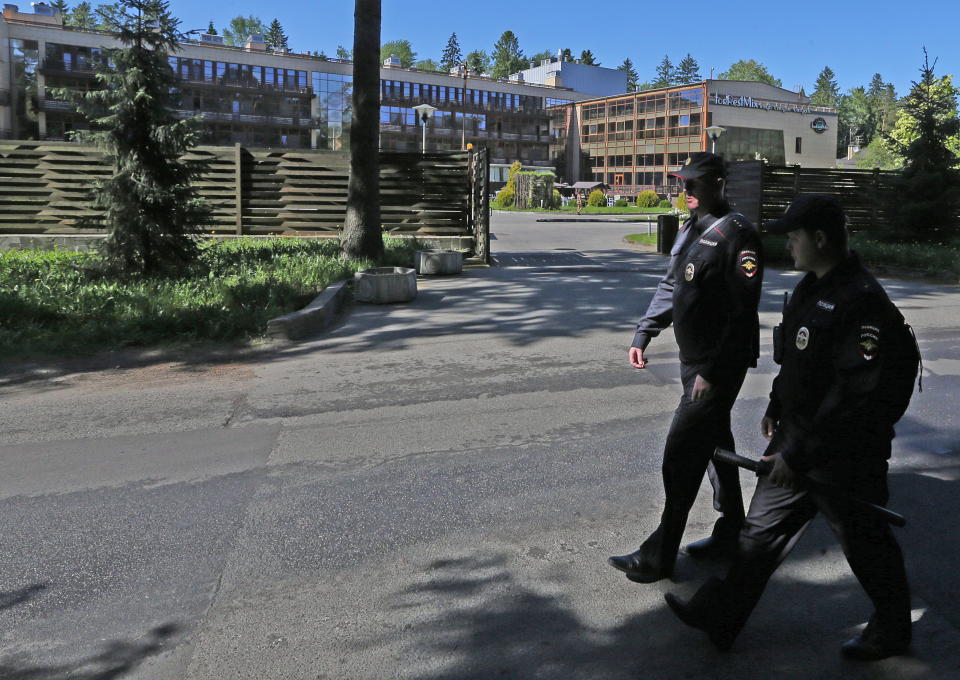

{"left": 710, "top": 93, "right": 816, "bottom": 115}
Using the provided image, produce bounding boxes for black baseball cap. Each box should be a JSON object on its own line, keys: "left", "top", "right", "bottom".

{"left": 765, "top": 194, "right": 846, "bottom": 236}
{"left": 669, "top": 152, "right": 726, "bottom": 180}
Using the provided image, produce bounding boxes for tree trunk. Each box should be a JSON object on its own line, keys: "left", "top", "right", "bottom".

{"left": 341, "top": 0, "right": 383, "bottom": 261}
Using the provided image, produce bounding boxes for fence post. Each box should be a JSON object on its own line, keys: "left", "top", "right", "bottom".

{"left": 234, "top": 142, "right": 243, "bottom": 235}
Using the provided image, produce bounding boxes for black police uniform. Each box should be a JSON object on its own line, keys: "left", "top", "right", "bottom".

{"left": 681, "top": 251, "right": 914, "bottom": 650}
{"left": 629, "top": 206, "right": 763, "bottom": 576}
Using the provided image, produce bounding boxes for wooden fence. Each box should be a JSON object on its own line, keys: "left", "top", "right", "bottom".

{"left": 0, "top": 141, "right": 484, "bottom": 244}
{"left": 727, "top": 160, "right": 899, "bottom": 231}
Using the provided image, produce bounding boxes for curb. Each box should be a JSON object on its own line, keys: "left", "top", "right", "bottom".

{"left": 266, "top": 280, "right": 348, "bottom": 341}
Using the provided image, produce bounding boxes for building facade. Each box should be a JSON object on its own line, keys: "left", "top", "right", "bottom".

{"left": 552, "top": 80, "right": 838, "bottom": 196}
{"left": 511, "top": 53, "right": 628, "bottom": 97}
{"left": 1, "top": 4, "right": 593, "bottom": 181}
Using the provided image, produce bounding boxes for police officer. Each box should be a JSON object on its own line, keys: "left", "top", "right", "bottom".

{"left": 608, "top": 152, "right": 764, "bottom": 583}
{"left": 664, "top": 194, "right": 917, "bottom": 660}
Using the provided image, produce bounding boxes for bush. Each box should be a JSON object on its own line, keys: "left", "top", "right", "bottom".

{"left": 614, "top": 198, "right": 629, "bottom": 207}
{"left": 496, "top": 187, "right": 515, "bottom": 207}
{"left": 552, "top": 189, "right": 562, "bottom": 209}
{"left": 658, "top": 199, "right": 673, "bottom": 208}
{"left": 587, "top": 189, "right": 607, "bottom": 207}
{"left": 675, "top": 192, "right": 687, "bottom": 209}
{"left": 635, "top": 190, "right": 660, "bottom": 208}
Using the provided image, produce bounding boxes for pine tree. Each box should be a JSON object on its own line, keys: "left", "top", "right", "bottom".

{"left": 675, "top": 54, "right": 701, "bottom": 84}
{"left": 67, "top": 1, "right": 96, "bottom": 29}
{"left": 439, "top": 32, "right": 463, "bottom": 72}
{"left": 653, "top": 55, "right": 674, "bottom": 88}
{"left": 810, "top": 66, "right": 839, "bottom": 108}
{"left": 560, "top": 48, "right": 573, "bottom": 62}
{"left": 50, "top": 0, "right": 69, "bottom": 15}
{"left": 61, "top": 0, "right": 210, "bottom": 275}
{"left": 490, "top": 31, "right": 525, "bottom": 79}
{"left": 886, "top": 50, "right": 960, "bottom": 238}
{"left": 579, "top": 49, "right": 598, "bottom": 66}
{"left": 867, "top": 73, "right": 898, "bottom": 139}
{"left": 206, "top": 20, "right": 216, "bottom": 35}
{"left": 618, "top": 58, "right": 638, "bottom": 92}
{"left": 265, "top": 18, "right": 288, "bottom": 51}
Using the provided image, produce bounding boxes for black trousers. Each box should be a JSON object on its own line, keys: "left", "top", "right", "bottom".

{"left": 638, "top": 363, "right": 748, "bottom": 572}
{"left": 704, "top": 471, "right": 911, "bottom": 644}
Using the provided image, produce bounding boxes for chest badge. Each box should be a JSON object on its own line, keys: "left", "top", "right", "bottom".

{"left": 684, "top": 262, "right": 696, "bottom": 281}
{"left": 796, "top": 326, "right": 810, "bottom": 350}
{"left": 739, "top": 250, "right": 759, "bottom": 278}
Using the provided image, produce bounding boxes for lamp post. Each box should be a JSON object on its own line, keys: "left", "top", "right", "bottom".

{"left": 412, "top": 103, "right": 437, "bottom": 154}
{"left": 460, "top": 63, "right": 469, "bottom": 150}
{"left": 705, "top": 125, "right": 725, "bottom": 154}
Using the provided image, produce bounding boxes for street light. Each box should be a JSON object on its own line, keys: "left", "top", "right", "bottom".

{"left": 705, "top": 125, "right": 725, "bottom": 154}
{"left": 412, "top": 103, "right": 437, "bottom": 154}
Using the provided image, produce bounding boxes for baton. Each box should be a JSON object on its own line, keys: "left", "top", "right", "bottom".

{"left": 713, "top": 447, "right": 907, "bottom": 528}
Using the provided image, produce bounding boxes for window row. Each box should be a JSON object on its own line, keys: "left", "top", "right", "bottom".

{"left": 167, "top": 57, "right": 308, "bottom": 90}
{"left": 380, "top": 80, "right": 543, "bottom": 112}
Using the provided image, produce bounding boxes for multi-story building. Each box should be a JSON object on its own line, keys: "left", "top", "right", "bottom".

{"left": 551, "top": 80, "right": 838, "bottom": 197}
{"left": 511, "top": 52, "right": 627, "bottom": 97}
{"left": 1, "top": 3, "right": 595, "bottom": 182}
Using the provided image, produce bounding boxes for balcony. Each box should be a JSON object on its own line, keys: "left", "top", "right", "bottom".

{"left": 177, "top": 75, "right": 311, "bottom": 96}
{"left": 174, "top": 110, "right": 313, "bottom": 127}
{"left": 40, "top": 57, "right": 98, "bottom": 77}
{"left": 40, "top": 98, "right": 77, "bottom": 112}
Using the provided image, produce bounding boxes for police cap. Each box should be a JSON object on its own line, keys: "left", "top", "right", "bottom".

{"left": 669, "top": 152, "right": 726, "bottom": 180}
{"left": 765, "top": 193, "right": 846, "bottom": 237}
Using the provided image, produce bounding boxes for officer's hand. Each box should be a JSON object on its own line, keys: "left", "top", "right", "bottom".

{"left": 629, "top": 346, "right": 648, "bottom": 369}
{"left": 760, "top": 417, "right": 777, "bottom": 441}
{"left": 761, "top": 453, "right": 796, "bottom": 488}
{"left": 692, "top": 374, "right": 713, "bottom": 401}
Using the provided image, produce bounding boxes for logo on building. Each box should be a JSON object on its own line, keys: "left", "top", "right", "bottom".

{"left": 811, "top": 117, "right": 829, "bottom": 134}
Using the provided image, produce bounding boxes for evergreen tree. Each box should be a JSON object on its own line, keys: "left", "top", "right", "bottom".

{"left": 67, "top": 1, "right": 97, "bottom": 29}
{"left": 652, "top": 55, "right": 674, "bottom": 88}
{"left": 206, "top": 20, "right": 216, "bottom": 35}
{"left": 886, "top": 50, "right": 960, "bottom": 238}
{"left": 50, "top": 0, "right": 69, "bottom": 15}
{"left": 867, "top": 73, "right": 898, "bottom": 139}
{"left": 618, "top": 58, "right": 638, "bottom": 92}
{"left": 490, "top": 30, "right": 525, "bottom": 79}
{"left": 380, "top": 39, "right": 416, "bottom": 67}
{"left": 265, "top": 18, "right": 289, "bottom": 51}
{"left": 464, "top": 49, "right": 490, "bottom": 75}
{"left": 560, "top": 47, "right": 573, "bottom": 62}
{"left": 810, "top": 66, "right": 839, "bottom": 108}
{"left": 62, "top": 0, "right": 210, "bottom": 274}
{"left": 222, "top": 16, "right": 265, "bottom": 46}
{"left": 718, "top": 59, "right": 782, "bottom": 87}
{"left": 439, "top": 32, "right": 463, "bottom": 72}
{"left": 675, "top": 53, "right": 701, "bottom": 84}
{"left": 579, "top": 49, "right": 598, "bottom": 66}
{"left": 336, "top": 45, "right": 352, "bottom": 60}
{"left": 837, "top": 86, "right": 870, "bottom": 156}
{"left": 342, "top": 0, "right": 383, "bottom": 262}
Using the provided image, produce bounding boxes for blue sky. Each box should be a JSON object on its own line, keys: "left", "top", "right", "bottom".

{"left": 168, "top": 0, "right": 958, "bottom": 98}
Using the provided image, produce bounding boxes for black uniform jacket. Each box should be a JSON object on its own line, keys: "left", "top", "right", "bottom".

{"left": 632, "top": 208, "right": 763, "bottom": 385}
{"left": 765, "top": 252, "right": 912, "bottom": 475}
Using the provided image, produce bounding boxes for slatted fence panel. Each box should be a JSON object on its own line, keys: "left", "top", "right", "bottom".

{"left": 0, "top": 141, "right": 472, "bottom": 237}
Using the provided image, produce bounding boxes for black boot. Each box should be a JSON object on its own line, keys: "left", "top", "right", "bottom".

{"left": 684, "top": 516, "right": 742, "bottom": 561}
{"left": 607, "top": 550, "right": 672, "bottom": 584}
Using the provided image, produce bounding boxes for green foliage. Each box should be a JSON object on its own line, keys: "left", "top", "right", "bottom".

{"left": 635, "top": 190, "right": 660, "bottom": 207}
{"left": 491, "top": 31, "right": 525, "bottom": 79}
{"left": 718, "top": 59, "right": 782, "bottom": 87}
{"left": 618, "top": 58, "right": 638, "bottom": 92}
{"left": 264, "top": 18, "right": 289, "bottom": 51}
{"left": 676, "top": 191, "right": 687, "bottom": 209}
{"left": 614, "top": 198, "right": 628, "bottom": 207}
{"left": 440, "top": 32, "right": 463, "bottom": 72}
{"left": 838, "top": 86, "right": 871, "bottom": 155}
{"left": 653, "top": 55, "right": 674, "bottom": 88}
{"left": 206, "top": 20, "right": 216, "bottom": 35}
{"left": 66, "top": 1, "right": 96, "bottom": 29}
{"left": 0, "top": 237, "right": 424, "bottom": 357}
{"left": 587, "top": 189, "right": 607, "bottom": 207}
{"left": 624, "top": 233, "right": 658, "bottom": 245}
{"left": 336, "top": 45, "right": 352, "bottom": 60}
{"left": 530, "top": 50, "right": 553, "bottom": 64}
{"left": 61, "top": 0, "right": 211, "bottom": 275}
{"left": 675, "top": 54, "right": 700, "bottom": 84}
{"left": 381, "top": 39, "right": 416, "bottom": 67}
{"left": 552, "top": 189, "right": 562, "bottom": 209}
{"left": 580, "top": 50, "right": 598, "bottom": 66}
{"left": 658, "top": 199, "right": 673, "bottom": 208}
{"left": 505, "top": 160, "right": 522, "bottom": 190}
{"left": 810, "top": 66, "right": 839, "bottom": 108}
{"left": 222, "top": 15, "right": 265, "bottom": 47}
{"left": 464, "top": 49, "right": 490, "bottom": 75}
{"left": 855, "top": 137, "right": 903, "bottom": 170}
{"left": 495, "top": 187, "right": 515, "bottom": 207}
{"left": 414, "top": 59, "right": 439, "bottom": 71}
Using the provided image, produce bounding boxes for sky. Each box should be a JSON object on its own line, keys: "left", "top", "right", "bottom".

{"left": 167, "top": 0, "right": 959, "bottom": 98}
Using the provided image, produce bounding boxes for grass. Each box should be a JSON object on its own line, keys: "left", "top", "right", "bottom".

{"left": 0, "top": 236, "right": 426, "bottom": 358}
{"left": 624, "top": 233, "right": 658, "bottom": 245}
{"left": 761, "top": 233, "right": 960, "bottom": 279}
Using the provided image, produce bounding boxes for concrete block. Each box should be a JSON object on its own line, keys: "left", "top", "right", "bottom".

{"left": 266, "top": 280, "right": 348, "bottom": 340}
{"left": 353, "top": 267, "right": 417, "bottom": 304}
{"left": 415, "top": 249, "right": 463, "bottom": 275}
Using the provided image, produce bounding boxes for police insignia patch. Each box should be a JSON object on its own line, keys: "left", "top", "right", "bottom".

{"left": 684, "top": 262, "right": 695, "bottom": 281}
{"left": 738, "top": 250, "right": 758, "bottom": 278}
{"left": 859, "top": 325, "right": 880, "bottom": 360}
{"left": 796, "top": 326, "right": 810, "bottom": 350}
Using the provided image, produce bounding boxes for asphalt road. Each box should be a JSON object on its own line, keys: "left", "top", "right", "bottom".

{"left": 2, "top": 211, "right": 959, "bottom": 679}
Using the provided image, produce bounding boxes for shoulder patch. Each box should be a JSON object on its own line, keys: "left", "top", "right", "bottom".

{"left": 859, "top": 324, "right": 880, "bottom": 360}
{"left": 738, "top": 250, "right": 759, "bottom": 278}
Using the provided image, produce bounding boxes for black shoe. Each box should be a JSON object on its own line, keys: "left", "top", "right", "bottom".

{"left": 664, "top": 592, "right": 734, "bottom": 651}
{"left": 607, "top": 551, "right": 672, "bottom": 584}
{"left": 683, "top": 534, "right": 738, "bottom": 561}
{"left": 841, "top": 632, "right": 910, "bottom": 661}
